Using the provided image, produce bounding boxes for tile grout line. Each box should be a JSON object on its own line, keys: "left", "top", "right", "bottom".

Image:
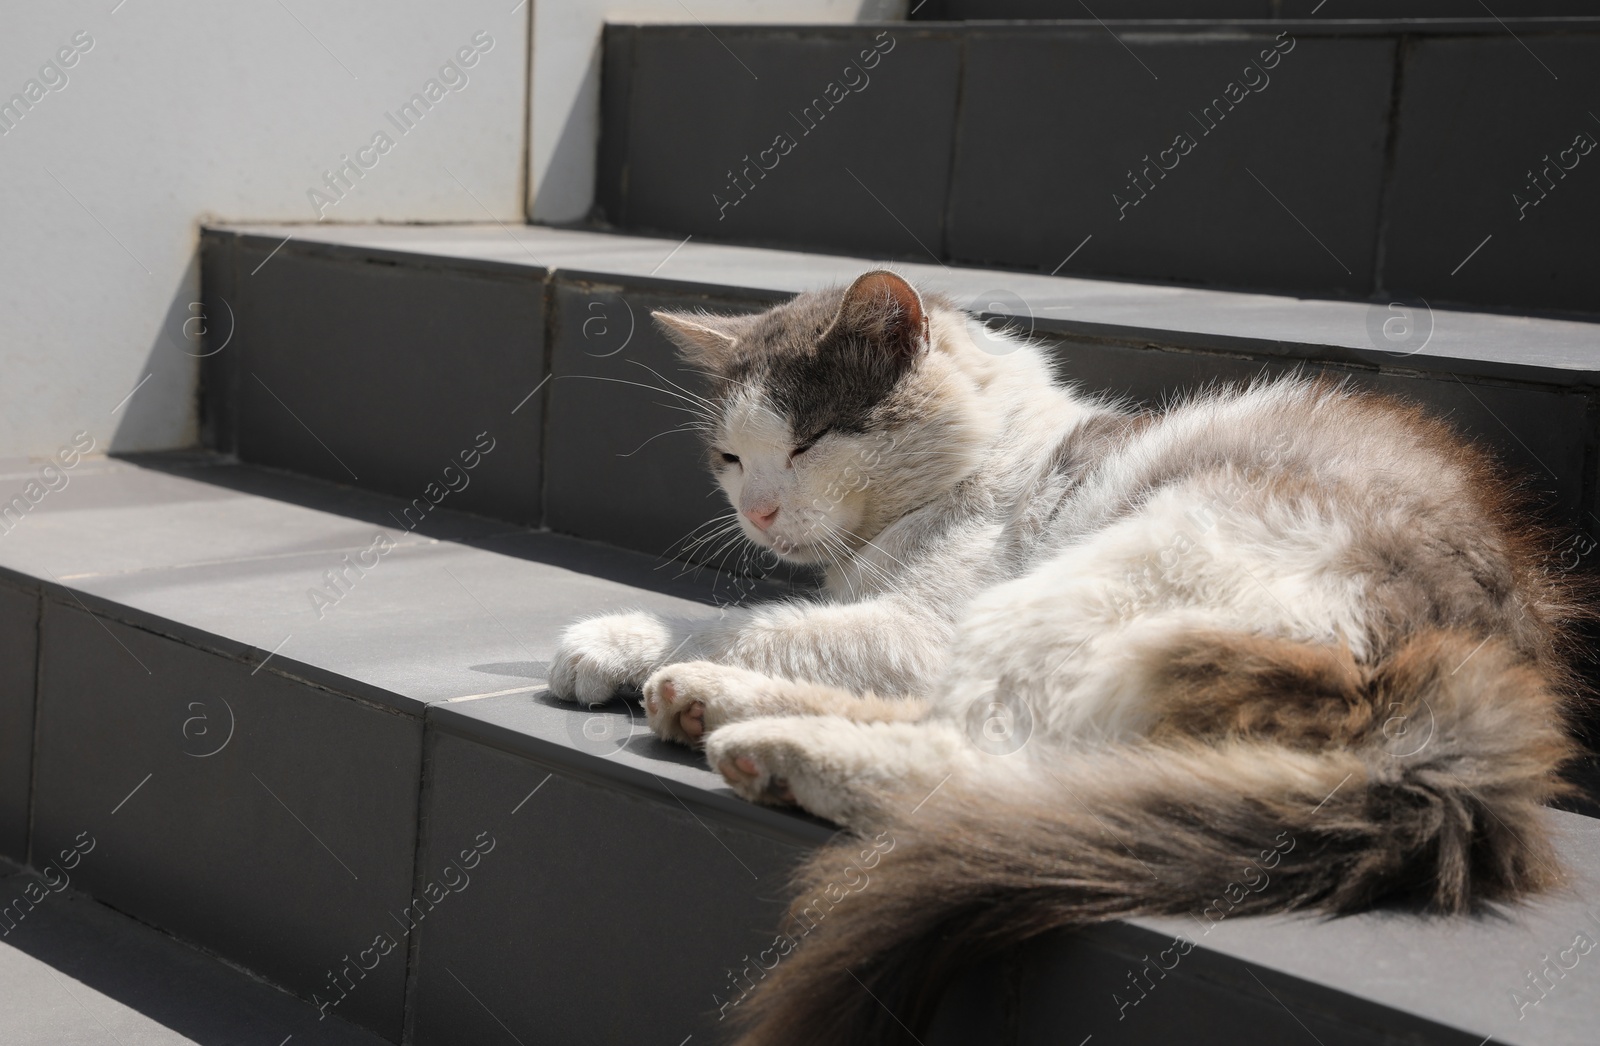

{"left": 24, "top": 584, "right": 45, "bottom": 868}
{"left": 397, "top": 703, "right": 439, "bottom": 1042}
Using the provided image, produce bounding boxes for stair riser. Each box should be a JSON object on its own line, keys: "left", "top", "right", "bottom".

{"left": 599, "top": 22, "right": 1600, "bottom": 316}
{"left": 404, "top": 728, "right": 808, "bottom": 1045}
{"left": 0, "top": 581, "right": 36, "bottom": 864}
{"left": 200, "top": 237, "right": 545, "bottom": 530}
{"left": 15, "top": 592, "right": 421, "bottom": 1039}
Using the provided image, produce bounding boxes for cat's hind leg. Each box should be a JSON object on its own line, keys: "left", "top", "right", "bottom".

{"left": 704, "top": 715, "right": 976, "bottom": 831}
{"left": 642, "top": 662, "right": 927, "bottom": 747}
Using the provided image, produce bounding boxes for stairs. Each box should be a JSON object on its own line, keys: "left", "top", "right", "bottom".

{"left": 0, "top": 218, "right": 1591, "bottom": 1044}
{"left": 4, "top": 8, "right": 1599, "bottom": 1045}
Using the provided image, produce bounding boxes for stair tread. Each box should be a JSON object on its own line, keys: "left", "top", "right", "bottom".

{"left": 1128, "top": 808, "right": 1600, "bottom": 1043}
{"left": 0, "top": 860, "right": 384, "bottom": 1045}
{"left": 216, "top": 223, "right": 1600, "bottom": 387}
{"left": 0, "top": 453, "right": 819, "bottom": 843}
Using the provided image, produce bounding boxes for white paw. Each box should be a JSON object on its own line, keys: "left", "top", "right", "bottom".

{"left": 704, "top": 721, "right": 811, "bottom": 807}
{"left": 641, "top": 661, "right": 771, "bottom": 746}
{"left": 549, "top": 612, "right": 675, "bottom": 706}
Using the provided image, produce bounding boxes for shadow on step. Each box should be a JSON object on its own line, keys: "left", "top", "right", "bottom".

{"left": 117, "top": 450, "right": 807, "bottom": 607}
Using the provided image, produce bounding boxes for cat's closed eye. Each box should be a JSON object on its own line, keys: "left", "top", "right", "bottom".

{"left": 790, "top": 428, "right": 830, "bottom": 459}
{"left": 719, "top": 452, "right": 740, "bottom": 466}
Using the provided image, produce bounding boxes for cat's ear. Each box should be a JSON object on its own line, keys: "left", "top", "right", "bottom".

{"left": 652, "top": 310, "right": 744, "bottom": 369}
{"left": 822, "top": 269, "right": 928, "bottom": 363}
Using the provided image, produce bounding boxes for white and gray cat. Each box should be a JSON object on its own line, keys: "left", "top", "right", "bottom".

{"left": 551, "top": 270, "right": 1585, "bottom": 1045}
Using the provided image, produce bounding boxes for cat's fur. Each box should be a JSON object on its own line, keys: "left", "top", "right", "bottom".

{"left": 549, "top": 270, "right": 1588, "bottom": 1045}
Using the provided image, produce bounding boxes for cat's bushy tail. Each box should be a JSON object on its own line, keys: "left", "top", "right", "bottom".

{"left": 728, "top": 629, "right": 1579, "bottom": 1046}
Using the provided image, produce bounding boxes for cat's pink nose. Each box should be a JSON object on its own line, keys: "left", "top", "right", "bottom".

{"left": 745, "top": 505, "right": 780, "bottom": 531}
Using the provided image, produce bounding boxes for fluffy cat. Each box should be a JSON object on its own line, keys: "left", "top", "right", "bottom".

{"left": 549, "top": 270, "right": 1588, "bottom": 1045}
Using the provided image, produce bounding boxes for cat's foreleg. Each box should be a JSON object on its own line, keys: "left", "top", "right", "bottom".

{"left": 550, "top": 596, "right": 947, "bottom": 707}
{"left": 712, "top": 597, "right": 953, "bottom": 696}
{"left": 704, "top": 716, "right": 978, "bottom": 832}
{"left": 641, "top": 661, "right": 928, "bottom": 746}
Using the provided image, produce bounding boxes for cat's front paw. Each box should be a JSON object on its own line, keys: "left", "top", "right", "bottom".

{"left": 705, "top": 721, "right": 806, "bottom": 807}
{"left": 642, "top": 661, "right": 771, "bottom": 746}
{"left": 549, "top": 612, "right": 676, "bottom": 706}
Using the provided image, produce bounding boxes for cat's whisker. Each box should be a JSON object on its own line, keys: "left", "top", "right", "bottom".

{"left": 664, "top": 508, "right": 739, "bottom": 544}
{"left": 676, "top": 532, "right": 747, "bottom": 579}
{"left": 658, "top": 514, "right": 742, "bottom": 568}
{"left": 628, "top": 359, "right": 722, "bottom": 414}
{"left": 616, "top": 423, "right": 708, "bottom": 459}
{"left": 829, "top": 522, "right": 915, "bottom": 573}
{"left": 555, "top": 374, "right": 719, "bottom": 424}
{"left": 810, "top": 519, "right": 904, "bottom": 590}
{"left": 588, "top": 367, "right": 717, "bottom": 412}
{"left": 674, "top": 527, "right": 744, "bottom": 563}
{"left": 812, "top": 526, "right": 895, "bottom": 599}
{"left": 844, "top": 554, "right": 913, "bottom": 596}
{"left": 695, "top": 526, "right": 756, "bottom": 579}
{"left": 839, "top": 550, "right": 897, "bottom": 599}
{"left": 671, "top": 535, "right": 735, "bottom": 585}
{"left": 650, "top": 402, "right": 718, "bottom": 426}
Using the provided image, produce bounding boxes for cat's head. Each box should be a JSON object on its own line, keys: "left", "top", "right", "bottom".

{"left": 653, "top": 270, "right": 1000, "bottom": 566}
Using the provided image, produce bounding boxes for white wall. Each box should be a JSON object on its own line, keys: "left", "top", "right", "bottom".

{"left": 0, "top": 0, "right": 528, "bottom": 456}
{"left": 0, "top": 0, "right": 902, "bottom": 458}
{"left": 528, "top": 0, "right": 904, "bottom": 223}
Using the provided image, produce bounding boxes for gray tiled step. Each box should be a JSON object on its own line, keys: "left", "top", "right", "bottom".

{"left": 1116, "top": 809, "right": 1600, "bottom": 1045}
{"left": 413, "top": 755, "right": 1600, "bottom": 1046}
{"left": 0, "top": 860, "right": 385, "bottom": 1045}
{"left": 597, "top": 19, "right": 1600, "bottom": 314}
{"left": 0, "top": 454, "right": 802, "bottom": 1040}
{"left": 2, "top": 454, "right": 1598, "bottom": 1043}
{"left": 201, "top": 222, "right": 1600, "bottom": 544}
{"left": 976, "top": 813, "right": 1600, "bottom": 1046}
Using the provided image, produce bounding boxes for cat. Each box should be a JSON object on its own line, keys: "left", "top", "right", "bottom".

{"left": 549, "top": 269, "right": 1588, "bottom": 1045}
